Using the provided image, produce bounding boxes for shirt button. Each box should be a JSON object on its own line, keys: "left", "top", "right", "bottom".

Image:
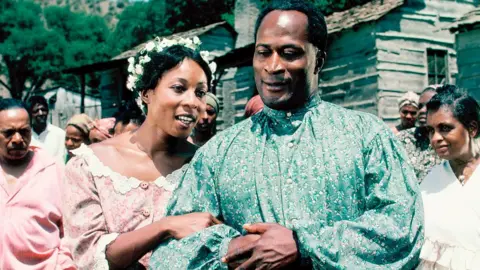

{"left": 286, "top": 112, "right": 292, "bottom": 118}
{"left": 287, "top": 142, "right": 294, "bottom": 148}
{"left": 142, "top": 209, "right": 150, "bottom": 217}
{"left": 286, "top": 178, "right": 293, "bottom": 184}
{"left": 140, "top": 182, "right": 149, "bottom": 190}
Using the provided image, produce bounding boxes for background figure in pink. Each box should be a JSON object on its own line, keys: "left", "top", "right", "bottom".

{"left": 0, "top": 98, "right": 75, "bottom": 270}
{"left": 89, "top": 117, "right": 115, "bottom": 143}
{"left": 244, "top": 94, "right": 264, "bottom": 118}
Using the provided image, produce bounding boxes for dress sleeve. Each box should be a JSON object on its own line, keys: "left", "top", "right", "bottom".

{"left": 294, "top": 131, "right": 424, "bottom": 269}
{"left": 149, "top": 148, "right": 241, "bottom": 270}
{"left": 62, "top": 156, "right": 119, "bottom": 270}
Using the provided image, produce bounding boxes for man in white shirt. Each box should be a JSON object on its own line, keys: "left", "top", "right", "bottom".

{"left": 26, "top": 96, "right": 65, "bottom": 163}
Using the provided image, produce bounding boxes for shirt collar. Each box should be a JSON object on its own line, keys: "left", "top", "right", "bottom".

{"left": 262, "top": 92, "right": 322, "bottom": 120}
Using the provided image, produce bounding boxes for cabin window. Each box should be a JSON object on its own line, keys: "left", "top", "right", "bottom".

{"left": 427, "top": 49, "right": 449, "bottom": 85}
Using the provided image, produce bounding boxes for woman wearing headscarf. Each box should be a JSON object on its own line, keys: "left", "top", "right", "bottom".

{"left": 418, "top": 84, "right": 480, "bottom": 269}
{"left": 65, "top": 114, "right": 93, "bottom": 163}
{"left": 188, "top": 92, "right": 220, "bottom": 146}
{"left": 392, "top": 91, "right": 420, "bottom": 134}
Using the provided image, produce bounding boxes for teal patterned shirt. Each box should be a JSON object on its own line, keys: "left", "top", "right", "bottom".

{"left": 150, "top": 94, "right": 424, "bottom": 269}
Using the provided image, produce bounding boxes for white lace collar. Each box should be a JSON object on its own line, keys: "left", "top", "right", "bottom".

{"left": 72, "top": 144, "right": 177, "bottom": 194}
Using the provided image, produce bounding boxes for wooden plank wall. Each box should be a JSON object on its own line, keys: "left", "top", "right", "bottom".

{"left": 320, "top": 23, "right": 379, "bottom": 115}
{"left": 215, "top": 65, "right": 255, "bottom": 131}
{"left": 200, "top": 27, "right": 236, "bottom": 58}
{"left": 456, "top": 27, "right": 480, "bottom": 100}
{"left": 376, "top": 0, "right": 477, "bottom": 123}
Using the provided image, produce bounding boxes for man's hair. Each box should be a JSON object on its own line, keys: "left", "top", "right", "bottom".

{"left": 0, "top": 98, "right": 28, "bottom": 113}
{"left": 254, "top": 0, "right": 328, "bottom": 51}
{"left": 26, "top": 95, "right": 48, "bottom": 113}
{"left": 427, "top": 84, "right": 480, "bottom": 138}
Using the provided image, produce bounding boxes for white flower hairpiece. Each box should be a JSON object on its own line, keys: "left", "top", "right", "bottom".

{"left": 126, "top": 36, "right": 216, "bottom": 94}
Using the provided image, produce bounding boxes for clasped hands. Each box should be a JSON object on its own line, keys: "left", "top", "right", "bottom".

{"left": 221, "top": 223, "right": 298, "bottom": 270}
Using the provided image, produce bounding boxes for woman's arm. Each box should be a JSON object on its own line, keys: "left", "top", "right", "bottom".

{"left": 106, "top": 213, "right": 221, "bottom": 269}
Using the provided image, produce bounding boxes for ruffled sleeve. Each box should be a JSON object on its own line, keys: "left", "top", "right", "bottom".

{"left": 62, "top": 155, "right": 119, "bottom": 270}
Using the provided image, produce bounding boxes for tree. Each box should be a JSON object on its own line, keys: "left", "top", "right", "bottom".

{"left": 0, "top": 0, "right": 65, "bottom": 99}
{"left": 108, "top": 0, "right": 170, "bottom": 55}
{"left": 0, "top": 1, "right": 111, "bottom": 100}
{"left": 109, "top": 0, "right": 235, "bottom": 55}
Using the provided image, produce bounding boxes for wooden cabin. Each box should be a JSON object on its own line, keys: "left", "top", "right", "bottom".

{"left": 214, "top": 0, "right": 478, "bottom": 130}
{"left": 451, "top": 8, "right": 480, "bottom": 100}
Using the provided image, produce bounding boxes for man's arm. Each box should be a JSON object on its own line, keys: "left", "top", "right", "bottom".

{"left": 149, "top": 147, "right": 242, "bottom": 270}
{"left": 292, "top": 130, "right": 424, "bottom": 269}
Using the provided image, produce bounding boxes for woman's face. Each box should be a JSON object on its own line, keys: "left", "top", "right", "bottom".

{"left": 144, "top": 59, "right": 208, "bottom": 138}
{"left": 427, "top": 107, "right": 477, "bottom": 160}
{"left": 195, "top": 104, "right": 217, "bottom": 133}
{"left": 65, "top": 125, "right": 86, "bottom": 151}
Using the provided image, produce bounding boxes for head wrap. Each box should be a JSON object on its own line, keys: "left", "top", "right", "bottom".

{"left": 244, "top": 95, "right": 264, "bottom": 118}
{"left": 398, "top": 91, "right": 420, "bottom": 110}
{"left": 91, "top": 118, "right": 116, "bottom": 138}
{"left": 66, "top": 114, "right": 94, "bottom": 137}
{"left": 206, "top": 92, "right": 220, "bottom": 114}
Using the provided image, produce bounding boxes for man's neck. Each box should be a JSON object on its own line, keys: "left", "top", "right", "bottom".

{"left": 33, "top": 124, "right": 47, "bottom": 135}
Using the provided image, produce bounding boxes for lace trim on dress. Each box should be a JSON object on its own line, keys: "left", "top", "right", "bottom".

{"left": 93, "top": 233, "right": 120, "bottom": 270}
{"left": 71, "top": 144, "right": 177, "bottom": 195}
{"left": 418, "top": 237, "right": 480, "bottom": 270}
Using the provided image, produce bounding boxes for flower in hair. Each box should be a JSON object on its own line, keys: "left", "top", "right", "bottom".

{"left": 126, "top": 36, "right": 216, "bottom": 92}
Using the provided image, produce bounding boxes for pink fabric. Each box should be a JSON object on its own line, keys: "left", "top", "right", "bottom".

{"left": 244, "top": 95, "right": 264, "bottom": 117}
{"left": 0, "top": 148, "right": 75, "bottom": 270}
{"left": 62, "top": 145, "right": 175, "bottom": 269}
{"left": 92, "top": 118, "right": 115, "bottom": 138}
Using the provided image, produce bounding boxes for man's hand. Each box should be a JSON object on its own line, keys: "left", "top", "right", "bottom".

{"left": 222, "top": 223, "right": 298, "bottom": 270}
{"left": 224, "top": 234, "right": 261, "bottom": 268}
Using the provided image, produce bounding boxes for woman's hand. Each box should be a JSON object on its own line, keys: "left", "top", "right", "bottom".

{"left": 163, "top": 213, "right": 222, "bottom": 239}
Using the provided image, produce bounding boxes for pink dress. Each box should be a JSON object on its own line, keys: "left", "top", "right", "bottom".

{"left": 0, "top": 147, "right": 75, "bottom": 270}
{"left": 62, "top": 144, "right": 178, "bottom": 269}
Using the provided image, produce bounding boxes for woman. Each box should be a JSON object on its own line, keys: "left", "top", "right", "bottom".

{"left": 64, "top": 113, "right": 93, "bottom": 163}
{"left": 188, "top": 92, "right": 219, "bottom": 146}
{"left": 392, "top": 91, "right": 419, "bottom": 134}
{"left": 89, "top": 117, "right": 115, "bottom": 143}
{"left": 62, "top": 37, "right": 220, "bottom": 269}
{"left": 419, "top": 84, "right": 480, "bottom": 269}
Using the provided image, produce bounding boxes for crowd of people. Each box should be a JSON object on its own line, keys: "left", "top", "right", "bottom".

{"left": 1, "top": 0, "right": 480, "bottom": 269}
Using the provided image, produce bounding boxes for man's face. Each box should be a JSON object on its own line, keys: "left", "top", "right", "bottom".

{"left": 0, "top": 108, "right": 31, "bottom": 162}
{"left": 31, "top": 103, "right": 48, "bottom": 127}
{"left": 253, "top": 10, "right": 321, "bottom": 110}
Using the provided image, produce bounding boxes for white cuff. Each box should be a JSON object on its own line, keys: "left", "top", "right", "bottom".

{"left": 93, "top": 233, "right": 120, "bottom": 270}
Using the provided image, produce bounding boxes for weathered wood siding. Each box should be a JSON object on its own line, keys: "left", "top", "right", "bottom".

{"left": 215, "top": 65, "right": 255, "bottom": 131}
{"left": 456, "top": 26, "right": 480, "bottom": 100}
{"left": 376, "top": 0, "right": 477, "bottom": 123}
{"left": 320, "top": 23, "right": 379, "bottom": 115}
{"left": 199, "top": 27, "right": 236, "bottom": 58}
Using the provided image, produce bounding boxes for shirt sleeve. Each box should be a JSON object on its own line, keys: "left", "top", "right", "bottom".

{"left": 149, "top": 148, "right": 241, "bottom": 270}
{"left": 61, "top": 157, "right": 119, "bottom": 270}
{"left": 294, "top": 130, "right": 424, "bottom": 269}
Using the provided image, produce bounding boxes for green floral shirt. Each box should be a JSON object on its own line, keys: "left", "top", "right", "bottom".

{"left": 150, "top": 94, "right": 424, "bottom": 269}
{"left": 396, "top": 127, "right": 442, "bottom": 182}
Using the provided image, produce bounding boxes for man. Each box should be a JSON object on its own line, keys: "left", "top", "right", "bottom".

{"left": 150, "top": 0, "right": 423, "bottom": 269}
{"left": 392, "top": 91, "right": 419, "bottom": 134}
{"left": 27, "top": 95, "right": 66, "bottom": 162}
{"left": 189, "top": 92, "right": 220, "bottom": 146}
{"left": 0, "top": 99, "right": 74, "bottom": 269}
{"left": 397, "top": 85, "right": 442, "bottom": 182}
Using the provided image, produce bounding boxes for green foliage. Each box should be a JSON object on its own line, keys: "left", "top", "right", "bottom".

{"left": 0, "top": 1, "right": 111, "bottom": 99}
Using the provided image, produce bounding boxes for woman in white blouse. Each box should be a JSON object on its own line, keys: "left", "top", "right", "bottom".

{"left": 419, "top": 84, "right": 480, "bottom": 269}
